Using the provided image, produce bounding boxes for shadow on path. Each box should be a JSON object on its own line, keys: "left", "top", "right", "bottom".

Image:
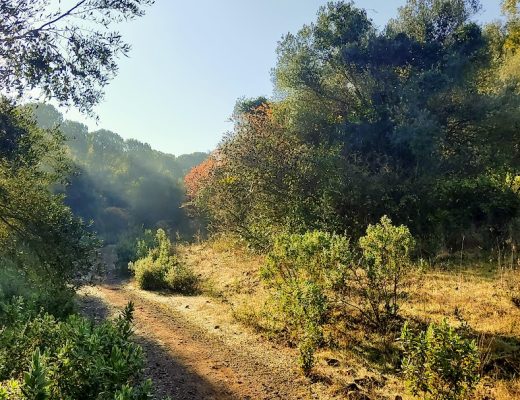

{"left": 137, "top": 335, "right": 238, "bottom": 400}
{"left": 77, "top": 287, "right": 238, "bottom": 400}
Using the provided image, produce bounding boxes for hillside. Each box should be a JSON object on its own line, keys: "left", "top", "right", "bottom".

{"left": 31, "top": 103, "right": 207, "bottom": 243}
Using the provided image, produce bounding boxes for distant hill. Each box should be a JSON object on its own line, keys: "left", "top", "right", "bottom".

{"left": 30, "top": 103, "right": 207, "bottom": 243}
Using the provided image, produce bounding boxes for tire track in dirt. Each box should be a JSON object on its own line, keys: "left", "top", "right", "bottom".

{"left": 79, "top": 284, "right": 317, "bottom": 400}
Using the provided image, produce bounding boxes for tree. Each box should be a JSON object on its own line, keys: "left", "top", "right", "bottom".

{"left": 191, "top": 0, "right": 520, "bottom": 252}
{"left": 273, "top": 0, "right": 519, "bottom": 249}
{"left": 187, "top": 102, "right": 342, "bottom": 247}
{"left": 0, "top": 0, "right": 154, "bottom": 114}
{"left": 27, "top": 103, "right": 204, "bottom": 243}
{"left": 0, "top": 98, "right": 98, "bottom": 310}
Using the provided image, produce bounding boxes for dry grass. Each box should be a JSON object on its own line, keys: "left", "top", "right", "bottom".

{"left": 402, "top": 265, "right": 520, "bottom": 400}
{"left": 179, "top": 238, "right": 520, "bottom": 400}
{"left": 403, "top": 266, "right": 520, "bottom": 337}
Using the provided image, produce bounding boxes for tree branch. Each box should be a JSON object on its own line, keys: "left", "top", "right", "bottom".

{"left": 35, "top": 0, "right": 89, "bottom": 32}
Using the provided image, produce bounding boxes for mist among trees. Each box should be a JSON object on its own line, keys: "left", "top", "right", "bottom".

{"left": 1, "top": 0, "right": 520, "bottom": 399}
{"left": 32, "top": 103, "right": 207, "bottom": 244}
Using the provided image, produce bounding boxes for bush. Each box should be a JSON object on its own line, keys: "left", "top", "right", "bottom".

{"left": 131, "top": 229, "right": 198, "bottom": 294}
{"left": 401, "top": 319, "right": 481, "bottom": 400}
{"left": 261, "top": 231, "right": 352, "bottom": 374}
{"left": 358, "top": 216, "right": 415, "bottom": 328}
{"left": 0, "top": 301, "right": 154, "bottom": 399}
{"left": 261, "top": 219, "right": 416, "bottom": 373}
{"left": 0, "top": 259, "right": 76, "bottom": 320}
{"left": 132, "top": 256, "right": 170, "bottom": 291}
{"left": 114, "top": 229, "right": 155, "bottom": 275}
{"left": 164, "top": 264, "right": 198, "bottom": 294}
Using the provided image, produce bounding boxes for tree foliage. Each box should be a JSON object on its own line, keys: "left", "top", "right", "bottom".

{"left": 0, "top": 0, "right": 154, "bottom": 114}
{"left": 31, "top": 103, "right": 207, "bottom": 244}
{"left": 188, "top": 0, "right": 520, "bottom": 254}
{"left": 0, "top": 1, "right": 163, "bottom": 397}
{"left": 0, "top": 99, "right": 98, "bottom": 310}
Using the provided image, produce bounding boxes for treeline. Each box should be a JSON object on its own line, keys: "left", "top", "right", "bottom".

{"left": 186, "top": 0, "right": 520, "bottom": 256}
{"left": 32, "top": 103, "right": 207, "bottom": 244}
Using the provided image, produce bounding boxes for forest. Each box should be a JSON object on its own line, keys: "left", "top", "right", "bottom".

{"left": 0, "top": 0, "right": 520, "bottom": 399}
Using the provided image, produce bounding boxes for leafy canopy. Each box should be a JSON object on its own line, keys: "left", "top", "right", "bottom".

{"left": 0, "top": 0, "right": 154, "bottom": 114}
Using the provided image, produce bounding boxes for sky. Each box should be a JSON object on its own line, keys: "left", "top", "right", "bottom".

{"left": 61, "top": 0, "right": 504, "bottom": 156}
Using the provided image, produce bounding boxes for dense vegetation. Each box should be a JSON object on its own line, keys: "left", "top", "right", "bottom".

{"left": 1, "top": 0, "right": 519, "bottom": 398}
{"left": 181, "top": 1, "right": 520, "bottom": 398}
{"left": 31, "top": 103, "right": 206, "bottom": 244}
{"left": 0, "top": 1, "right": 167, "bottom": 398}
{"left": 0, "top": 301, "right": 153, "bottom": 400}
{"left": 187, "top": 0, "right": 520, "bottom": 257}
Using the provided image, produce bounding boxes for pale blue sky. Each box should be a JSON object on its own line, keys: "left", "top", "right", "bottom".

{"left": 62, "top": 0, "right": 503, "bottom": 155}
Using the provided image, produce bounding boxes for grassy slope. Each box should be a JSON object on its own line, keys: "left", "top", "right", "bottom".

{"left": 177, "top": 237, "right": 520, "bottom": 400}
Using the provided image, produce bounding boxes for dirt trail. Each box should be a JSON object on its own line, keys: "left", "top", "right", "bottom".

{"left": 78, "top": 283, "right": 324, "bottom": 400}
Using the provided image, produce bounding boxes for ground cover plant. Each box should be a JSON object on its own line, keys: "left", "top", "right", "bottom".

{"left": 0, "top": 300, "right": 154, "bottom": 400}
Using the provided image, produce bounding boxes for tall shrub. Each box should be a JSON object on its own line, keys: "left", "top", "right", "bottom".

{"left": 261, "top": 231, "right": 353, "bottom": 373}
{"left": 358, "top": 216, "right": 415, "bottom": 327}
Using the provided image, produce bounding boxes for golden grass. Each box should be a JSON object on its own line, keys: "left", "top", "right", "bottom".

{"left": 403, "top": 267, "right": 520, "bottom": 337}
{"left": 179, "top": 239, "right": 520, "bottom": 400}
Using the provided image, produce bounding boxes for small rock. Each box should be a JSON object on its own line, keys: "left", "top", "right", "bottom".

{"left": 326, "top": 358, "right": 340, "bottom": 367}
{"left": 345, "top": 382, "right": 362, "bottom": 392}
{"left": 214, "top": 325, "right": 220, "bottom": 329}
{"left": 395, "top": 396, "right": 403, "bottom": 400}
{"left": 185, "top": 305, "right": 190, "bottom": 309}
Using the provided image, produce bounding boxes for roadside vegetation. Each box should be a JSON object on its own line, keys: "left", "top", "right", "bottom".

{"left": 172, "top": 235, "right": 520, "bottom": 399}
{"left": 176, "top": 1, "right": 520, "bottom": 398}
{"left": 0, "top": 1, "right": 166, "bottom": 398}
{"left": 130, "top": 229, "right": 198, "bottom": 294}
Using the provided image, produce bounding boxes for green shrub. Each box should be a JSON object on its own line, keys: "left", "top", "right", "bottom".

{"left": 358, "top": 216, "right": 415, "bottom": 328}
{"left": 0, "top": 261, "right": 76, "bottom": 320}
{"left": 0, "top": 379, "right": 22, "bottom": 400}
{"left": 131, "top": 229, "right": 198, "bottom": 294}
{"left": 164, "top": 264, "right": 198, "bottom": 295}
{"left": 298, "top": 336, "right": 317, "bottom": 376}
{"left": 401, "top": 319, "right": 481, "bottom": 400}
{"left": 0, "top": 301, "right": 154, "bottom": 399}
{"left": 131, "top": 256, "right": 170, "bottom": 290}
{"left": 21, "top": 349, "right": 50, "bottom": 400}
{"left": 115, "top": 229, "right": 155, "bottom": 275}
{"left": 262, "top": 231, "right": 352, "bottom": 373}
{"left": 113, "top": 380, "right": 154, "bottom": 400}
{"left": 262, "top": 220, "right": 416, "bottom": 373}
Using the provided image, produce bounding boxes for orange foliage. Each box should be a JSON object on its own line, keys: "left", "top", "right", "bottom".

{"left": 184, "top": 156, "right": 217, "bottom": 198}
